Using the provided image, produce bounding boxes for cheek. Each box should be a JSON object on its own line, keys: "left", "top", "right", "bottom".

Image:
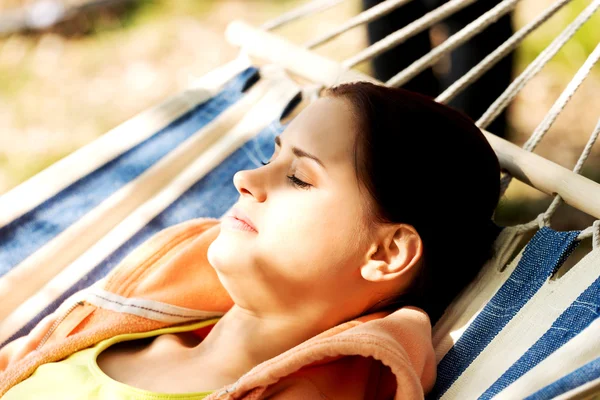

{"left": 261, "top": 196, "right": 364, "bottom": 279}
{"left": 208, "top": 189, "right": 367, "bottom": 288}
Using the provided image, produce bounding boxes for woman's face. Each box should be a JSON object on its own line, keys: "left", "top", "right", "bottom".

{"left": 207, "top": 97, "right": 380, "bottom": 320}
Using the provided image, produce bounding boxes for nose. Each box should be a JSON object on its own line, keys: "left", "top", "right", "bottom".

{"left": 233, "top": 168, "right": 267, "bottom": 202}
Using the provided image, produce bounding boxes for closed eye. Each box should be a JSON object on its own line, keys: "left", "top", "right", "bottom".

{"left": 287, "top": 174, "right": 311, "bottom": 189}
{"left": 260, "top": 161, "right": 312, "bottom": 190}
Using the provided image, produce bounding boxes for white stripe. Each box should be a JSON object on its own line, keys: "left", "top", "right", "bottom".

{"left": 495, "top": 317, "right": 600, "bottom": 399}
{"left": 86, "top": 288, "right": 225, "bottom": 323}
{"left": 441, "top": 248, "right": 600, "bottom": 399}
{"left": 0, "top": 71, "right": 300, "bottom": 343}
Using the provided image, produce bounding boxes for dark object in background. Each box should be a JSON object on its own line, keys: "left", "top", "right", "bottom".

{"left": 362, "top": 0, "right": 513, "bottom": 138}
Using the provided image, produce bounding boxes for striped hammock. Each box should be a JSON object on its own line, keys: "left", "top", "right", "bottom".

{"left": 1, "top": 0, "right": 600, "bottom": 398}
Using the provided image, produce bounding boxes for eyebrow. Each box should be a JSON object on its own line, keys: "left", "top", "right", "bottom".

{"left": 274, "top": 136, "right": 326, "bottom": 169}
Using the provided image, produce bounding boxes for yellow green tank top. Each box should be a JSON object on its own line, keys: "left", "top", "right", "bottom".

{"left": 4, "top": 318, "right": 221, "bottom": 400}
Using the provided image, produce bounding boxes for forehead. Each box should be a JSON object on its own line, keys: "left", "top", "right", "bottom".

{"left": 280, "top": 97, "right": 357, "bottom": 164}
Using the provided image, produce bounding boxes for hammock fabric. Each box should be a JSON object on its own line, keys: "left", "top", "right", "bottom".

{"left": 1, "top": 0, "right": 600, "bottom": 398}
{"left": 0, "top": 67, "right": 258, "bottom": 278}
{"left": 0, "top": 64, "right": 295, "bottom": 345}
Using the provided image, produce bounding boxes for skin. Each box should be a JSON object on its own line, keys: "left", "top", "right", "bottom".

{"left": 202, "top": 96, "right": 424, "bottom": 386}
{"left": 97, "top": 96, "right": 424, "bottom": 393}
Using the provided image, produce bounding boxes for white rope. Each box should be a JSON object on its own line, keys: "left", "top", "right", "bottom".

{"left": 342, "top": 0, "right": 477, "bottom": 69}
{"left": 577, "top": 225, "right": 594, "bottom": 241}
{"left": 477, "top": 0, "right": 600, "bottom": 129}
{"left": 514, "top": 213, "right": 547, "bottom": 234}
{"left": 499, "top": 41, "right": 600, "bottom": 197}
{"left": 543, "top": 116, "right": 600, "bottom": 222}
{"left": 305, "top": 0, "right": 415, "bottom": 49}
{"left": 387, "top": 0, "right": 521, "bottom": 88}
{"left": 570, "top": 117, "right": 600, "bottom": 176}
{"left": 577, "top": 220, "right": 600, "bottom": 247}
{"left": 261, "top": 0, "right": 347, "bottom": 31}
{"left": 436, "top": 0, "right": 573, "bottom": 104}
{"left": 524, "top": 43, "right": 600, "bottom": 153}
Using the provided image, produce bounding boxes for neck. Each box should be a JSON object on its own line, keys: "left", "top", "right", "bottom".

{"left": 190, "top": 304, "right": 341, "bottom": 383}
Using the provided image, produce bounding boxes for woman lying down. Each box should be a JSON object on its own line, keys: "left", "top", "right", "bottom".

{"left": 0, "top": 82, "right": 501, "bottom": 399}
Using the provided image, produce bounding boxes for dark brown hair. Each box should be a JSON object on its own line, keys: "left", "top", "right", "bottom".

{"left": 325, "top": 82, "right": 501, "bottom": 326}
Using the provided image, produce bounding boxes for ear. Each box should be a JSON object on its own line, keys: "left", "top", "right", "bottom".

{"left": 360, "top": 224, "right": 423, "bottom": 283}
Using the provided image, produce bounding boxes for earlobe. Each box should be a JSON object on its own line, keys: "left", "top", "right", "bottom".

{"left": 360, "top": 225, "right": 423, "bottom": 283}
{"left": 361, "top": 254, "right": 386, "bottom": 282}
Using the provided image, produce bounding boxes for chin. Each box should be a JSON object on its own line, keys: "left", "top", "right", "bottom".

{"left": 207, "top": 236, "right": 249, "bottom": 301}
{"left": 206, "top": 237, "right": 224, "bottom": 271}
{"left": 207, "top": 232, "right": 245, "bottom": 273}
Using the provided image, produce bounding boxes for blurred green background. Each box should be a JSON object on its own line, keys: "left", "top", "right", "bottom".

{"left": 0, "top": 0, "right": 599, "bottom": 231}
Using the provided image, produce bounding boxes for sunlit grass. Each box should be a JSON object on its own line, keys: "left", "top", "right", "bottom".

{"left": 514, "top": 0, "right": 600, "bottom": 72}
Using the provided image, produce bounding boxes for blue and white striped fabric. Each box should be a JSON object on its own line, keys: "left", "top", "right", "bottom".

{"left": 429, "top": 227, "right": 580, "bottom": 398}
{"left": 1, "top": 119, "right": 285, "bottom": 347}
{"left": 0, "top": 67, "right": 257, "bottom": 278}
{"left": 482, "top": 272, "right": 600, "bottom": 399}
{"left": 526, "top": 356, "right": 600, "bottom": 399}
{"left": 494, "top": 248, "right": 600, "bottom": 399}
{"left": 0, "top": 61, "right": 300, "bottom": 346}
{"left": 427, "top": 224, "right": 600, "bottom": 399}
{"left": 1, "top": 59, "right": 599, "bottom": 399}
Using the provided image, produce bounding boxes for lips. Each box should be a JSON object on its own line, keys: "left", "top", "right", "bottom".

{"left": 228, "top": 207, "right": 258, "bottom": 232}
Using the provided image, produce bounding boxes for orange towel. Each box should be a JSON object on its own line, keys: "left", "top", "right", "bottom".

{"left": 0, "top": 218, "right": 436, "bottom": 399}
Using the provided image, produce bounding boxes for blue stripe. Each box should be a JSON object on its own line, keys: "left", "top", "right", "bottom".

{"left": 426, "top": 227, "right": 580, "bottom": 399}
{"left": 1, "top": 120, "right": 285, "bottom": 347}
{"left": 480, "top": 274, "right": 600, "bottom": 398}
{"left": 525, "top": 356, "right": 600, "bottom": 400}
{"left": 0, "top": 67, "right": 258, "bottom": 278}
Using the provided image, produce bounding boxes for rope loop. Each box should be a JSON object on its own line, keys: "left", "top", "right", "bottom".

{"left": 537, "top": 212, "right": 550, "bottom": 229}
